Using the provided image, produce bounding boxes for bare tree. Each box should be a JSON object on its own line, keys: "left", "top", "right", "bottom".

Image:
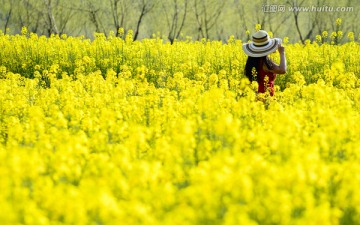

{"left": 84, "top": 1, "right": 106, "bottom": 34}
{"left": 346, "top": 0, "right": 359, "bottom": 37}
{"left": 255, "top": 0, "right": 267, "bottom": 29}
{"left": 42, "top": 0, "right": 59, "bottom": 35}
{"left": 89, "top": 5, "right": 101, "bottom": 33}
{"left": 234, "top": 0, "right": 250, "bottom": 40}
{"left": 55, "top": 2, "right": 77, "bottom": 34}
{"left": 312, "top": 0, "right": 328, "bottom": 35}
{"left": 286, "top": 0, "right": 316, "bottom": 43}
{"left": 18, "top": 0, "right": 43, "bottom": 33}
{"left": 133, "top": 0, "right": 158, "bottom": 40}
{"left": 0, "top": 0, "right": 14, "bottom": 33}
{"left": 193, "top": 0, "right": 227, "bottom": 40}
{"left": 286, "top": 0, "right": 303, "bottom": 43}
{"left": 0, "top": 0, "right": 357, "bottom": 42}
{"left": 108, "top": 0, "right": 131, "bottom": 36}
{"left": 230, "top": 0, "right": 255, "bottom": 40}
{"left": 286, "top": 0, "right": 345, "bottom": 43}
{"left": 162, "top": 0, "right": 189, "bottom": 43}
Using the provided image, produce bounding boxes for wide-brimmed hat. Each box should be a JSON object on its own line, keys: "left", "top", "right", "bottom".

{"left": 242, "top": 30, "right": 282, "bottom": 57}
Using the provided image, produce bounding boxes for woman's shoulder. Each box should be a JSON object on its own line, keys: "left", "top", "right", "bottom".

{"left": 265, "top": 57, "right": 275, "bottom": 70}
{"left": 262, "top": 57, "right": 275, "bottom": 72}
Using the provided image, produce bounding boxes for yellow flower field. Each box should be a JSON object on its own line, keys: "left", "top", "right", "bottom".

{"left": 1, "top": 28, "right": 360, "bottom": 225}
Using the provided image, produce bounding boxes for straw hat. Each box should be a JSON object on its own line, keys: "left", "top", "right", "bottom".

{"left": 242, "top": 30, "right": 282, "bottom": 57}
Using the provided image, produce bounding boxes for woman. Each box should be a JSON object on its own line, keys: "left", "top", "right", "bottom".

{"left": 242, "top": 30, "right": 287, "bottom": 96}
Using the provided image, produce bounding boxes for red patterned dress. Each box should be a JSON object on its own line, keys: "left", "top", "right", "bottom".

{"left": 257, "top": 58, "right": 276, "bottom": 96}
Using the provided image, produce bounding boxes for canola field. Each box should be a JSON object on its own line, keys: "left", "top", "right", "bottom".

{"left": 1, "top": 27, "right": 360, "bottom": 225}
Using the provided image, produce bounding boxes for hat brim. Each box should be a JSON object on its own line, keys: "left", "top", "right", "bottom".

{"left": 242, "top": 38, "right": 282, "bottom": 57}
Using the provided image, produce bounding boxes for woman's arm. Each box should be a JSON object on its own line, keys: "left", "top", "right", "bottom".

{"left": 267, "top": 44, "right": 287, "bottom": 74}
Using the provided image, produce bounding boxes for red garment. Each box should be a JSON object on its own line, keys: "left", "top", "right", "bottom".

{"left": 257, "top": 59, "right": 276, "bottom": 96}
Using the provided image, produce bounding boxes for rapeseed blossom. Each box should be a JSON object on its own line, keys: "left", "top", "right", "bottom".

{"left": 0, "top": 27, "right": 360, "bottom": 225}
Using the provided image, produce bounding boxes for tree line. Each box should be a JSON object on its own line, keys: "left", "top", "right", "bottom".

{"left": 0, "top": 0, "right": 358, "bottom": 43}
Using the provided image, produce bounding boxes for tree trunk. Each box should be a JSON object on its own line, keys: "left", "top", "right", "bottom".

{"left": 43, "top": 0, "right": 59, "bottom": 35}
{"left": 4, "top": 8, "right": 12, "bottom": 34}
